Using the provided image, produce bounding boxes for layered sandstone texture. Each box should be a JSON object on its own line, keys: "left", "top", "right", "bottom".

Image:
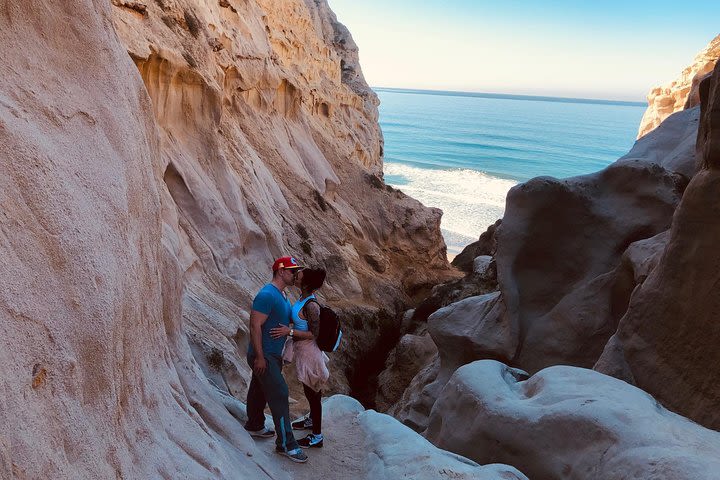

{"left": 426, "top": 361, "right": 720, "bottom": 480}
{"left": 109, "top": 0, "right": 454, "bottom": 406}
{"left": 0, "top": 0, "right": 456, "bottom": 477}
{"left": 637, "top": 34, "right": 720, "bottom": 138}
{"left": 0, "top": 2, "right": 288, "bottom": 478}
{"left": 596, "top": 60, "right": 720, "bottom": 430}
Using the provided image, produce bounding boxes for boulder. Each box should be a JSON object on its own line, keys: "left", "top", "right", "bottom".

{"left": 390, "top": 293, "right": 515, "bottom": 432}
{"left": 387, "top": 354, "right": 441, "bottom": 431}
{"left": 427, "top": 360, "right": 720, "bottom": 480}
{"left": 451, "top": 219, "right": 501, "bottom": 273}
{"left": 376, "top": 333, "right": 438, "bottom": 412}
{"left": 316, "top": 396, "right": 529, "bottom": 480}
{"left": 496, "top": 156, "right": 688, "bottom": 373}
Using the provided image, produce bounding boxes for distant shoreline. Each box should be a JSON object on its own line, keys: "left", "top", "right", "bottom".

{"left": 373, "top": 86, "right": 647, "bottom": 108}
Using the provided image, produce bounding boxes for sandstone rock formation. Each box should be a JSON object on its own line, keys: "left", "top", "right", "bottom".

{"left": 637, "top": 34, "right": 720, "bottom": 138}
{"left": 391, "top": 292, "right": 517, "bottom": 431}
{"left": 298, "top": 395, "right": 529, "bottom": 480}
{"left": 0, "top": 0, "right": 456, "bottom": 477}
{"left": 375, "top": 333, "right": 437, "bottom": 412}
{"left": 0, "top": 1, "right": 287, "bottom": 477}
{"left": 427, "top": 361, "right": 720, "bottom": 480}
{"left": 496, "top": 158, "right": 686, "bottom": 374}
{"left": 392, "top": 106, "right": 699, "bottom": 432}
{"left": 595, "top": 60, "right": 720, "bottom": 430}
{"left": 109, "top": 0, "right": 455, "bottom": 407}
{"left": 451, "top": 219, "right": 501, "bottom": 273}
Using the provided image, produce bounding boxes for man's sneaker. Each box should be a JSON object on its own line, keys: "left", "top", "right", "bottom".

{"left": 275, "top": 446, "right": 309, "bottom": 463}
{"left": 291, "top": 416, "right": 313, "bottom": 430}
{"left": 245, "top": 427, "right": 275, "bottom": 438}
{"left": 298, "top": 433, "right": 323, "bottom": 449}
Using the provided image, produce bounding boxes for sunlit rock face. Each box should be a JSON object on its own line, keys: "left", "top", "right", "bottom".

{"left": 0, "top": 0, "right": 455, "bottom": 477}
{"left": 637, "top": 34, "right": 720, "bottom": 139}
{"left": 427, "top": 361, "right": 720, "bottom": 480}
{"left": 110, "top": 0, "right": 454, "bottom": 405}
{"left": 0, "top": 1, "right": 287, "bottom": 478}
{"left": 596, "top": 61, "right": 720, "bottom": 431}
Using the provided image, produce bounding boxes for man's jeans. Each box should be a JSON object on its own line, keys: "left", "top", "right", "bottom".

{"left": 245, "top": 353, "right": 299, "bottom": 451}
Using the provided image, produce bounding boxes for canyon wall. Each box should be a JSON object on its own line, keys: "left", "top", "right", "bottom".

{"left": 109, "top": 0, "right": 456, "bottom": 406}
{"left": 0, "top": 0, "right": 456, "bottom": 477}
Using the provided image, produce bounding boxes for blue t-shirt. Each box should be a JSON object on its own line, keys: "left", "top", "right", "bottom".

{"left": 248, "top": 283, "right": 291, "bottom": 357}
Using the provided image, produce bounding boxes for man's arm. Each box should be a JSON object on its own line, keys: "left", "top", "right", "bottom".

{"left": 249, "top": 309, "right": 269, "bottom": 374}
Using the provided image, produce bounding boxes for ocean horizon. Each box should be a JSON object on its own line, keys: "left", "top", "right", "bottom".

{"left": 375, "top": 86, "right": 647, "bottom": 255}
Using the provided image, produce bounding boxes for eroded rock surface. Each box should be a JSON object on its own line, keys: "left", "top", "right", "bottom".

{"left": 497, "top": 158, "right": 685, "bottom": 373}
{"left": 297, "top": 396, "right": 528, "bottom": 480}
{"left": 375, "top": 333, "right": 437, "bottom": 412}
{"left": 109, "top": 0, "right": 455, "bottom": 408}
{"left": 427, "top": 361, "right": 720, "bottom": 480}
{"left": 637, "top": 34, "right": 720, "bottom": 138}
{"left": 0, "top": 1, "right": 287, "bottom": 478}
{"left": 596, "top": 61, "right": 720, "bottom": 430}
{"left": 392, "top": 52, "right": 701, "bottom": 434}
{"left": 0, "top": 0, "right": 455, "bottom": 477}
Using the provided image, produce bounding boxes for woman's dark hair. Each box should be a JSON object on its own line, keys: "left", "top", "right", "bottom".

{"left": 301, "top": 267, "right": 326, "bottom": 292}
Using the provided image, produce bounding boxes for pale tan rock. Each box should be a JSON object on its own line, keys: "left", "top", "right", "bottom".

{"left": 0, "top": 0, "right": 454, "bottom": 478}
{"left": 637, "top": 34, "right": 720, "bottom": 138}
{"left": 0, "top": 1, "right": 287, "bottom": 478}
{"left": 427, "top": 361, "right": 720, "bottom": 480}
{"left": 390, "top": 293, "right": 514, "bottom": 432}
{"left": 110, "top": 0, "right": 454, "bottom": 405}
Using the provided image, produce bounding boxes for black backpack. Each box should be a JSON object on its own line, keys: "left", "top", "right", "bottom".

{"left": 306, "top": 299, "right": 342, "bottom": 352}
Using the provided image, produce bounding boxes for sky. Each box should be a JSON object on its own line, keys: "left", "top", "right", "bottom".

{"left": 327, "top": 0, "right": 720, "bottom": 101}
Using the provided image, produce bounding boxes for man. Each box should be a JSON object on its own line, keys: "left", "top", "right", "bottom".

{"left": 244, "top": 256, "right": 308, "bottom": 463}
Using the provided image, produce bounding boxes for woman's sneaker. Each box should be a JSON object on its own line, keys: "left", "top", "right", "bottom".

{"left": 298, "top": 433, "right": 323, "bottom": 448}
{"left": 275, "top": 446, "right": 309, "bottom": 463}
{"left": 291, "top": 416, "right": 313, "bottom": 430}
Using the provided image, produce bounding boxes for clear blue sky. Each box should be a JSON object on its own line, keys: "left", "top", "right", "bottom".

{"left": 327, "top": 0, "right": 720, "bottom": 101}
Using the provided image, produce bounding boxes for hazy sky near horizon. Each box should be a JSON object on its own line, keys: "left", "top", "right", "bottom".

{"left": 327, "top": 0, "right": 720, "bottom": 101}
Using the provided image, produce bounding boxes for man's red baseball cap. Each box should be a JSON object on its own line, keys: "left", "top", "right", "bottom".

{"left": 272, "top": 256, "right": 303, "bottom": 272}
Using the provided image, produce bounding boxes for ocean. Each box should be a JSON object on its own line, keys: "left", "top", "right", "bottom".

{"left": 376, "top": 87, "right": 647, "bottom": 256}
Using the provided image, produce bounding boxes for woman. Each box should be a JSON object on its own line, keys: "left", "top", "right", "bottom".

{"left": 270, "top": 267, "right": 329, "bottom": 448}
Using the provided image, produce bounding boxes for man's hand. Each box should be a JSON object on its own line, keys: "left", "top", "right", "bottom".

{"left": 253, "top": 356, "right": 267, "bottom": 375}
{"left": 270, "top": 324, "right": 291, "bottom": 339}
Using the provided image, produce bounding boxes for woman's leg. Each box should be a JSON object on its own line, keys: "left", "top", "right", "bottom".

{"left": 302, "top": 383, "right": 322, "bottom": 435}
